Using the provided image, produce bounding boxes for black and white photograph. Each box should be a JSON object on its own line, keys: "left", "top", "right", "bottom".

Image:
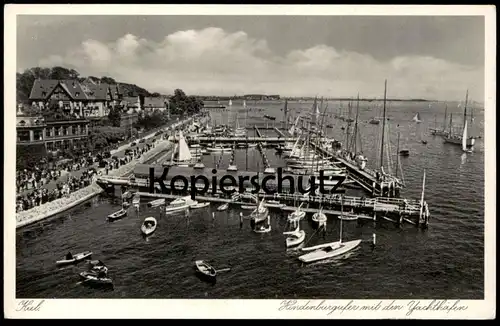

{"left": 5, "top": 5, "right": 495, "bottom": 319}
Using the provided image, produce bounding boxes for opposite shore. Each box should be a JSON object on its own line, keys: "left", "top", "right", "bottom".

{"left": 15, "top": 115, "right": 201, "bottom": 229}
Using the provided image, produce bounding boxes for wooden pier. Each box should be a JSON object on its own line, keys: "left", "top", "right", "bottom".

{"left": 195, "top": 136, "right": 295, "bottom": 144}
{"left": 133, "top": 191, "right": 427, "bottom": 227}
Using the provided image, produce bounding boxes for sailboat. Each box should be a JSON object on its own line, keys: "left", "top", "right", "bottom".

{"left": 412, "top": 113, "right": 422, "bottom": 123}
{"left": 444, "top": 90, "right": 476, "bottom": 148}
{"left": 462, "top": 120, "right": 473, "bottom": 153}
{"left": 284, "top": 223, "right": 306, "bottom": 248}
{"left": 298, "top": 195, "right": 361, "bottom": 263}
{"left": 430, "top": 103, "right": 449, "bottom": 136}
{"left": 167, "top": 130, "right": 193, "bottom": 167}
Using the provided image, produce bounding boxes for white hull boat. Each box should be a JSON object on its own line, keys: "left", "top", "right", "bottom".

{"left": 254, "top": 224, "right": 271, "bottom": 233}
{"left": 147, "top": 198, "right": 165, "bottom": 208}
{"left": 286, "top": 230, "right": 306, "bottom": 248}
{"left": 107, "top": 209, "right": 127, "bottom": 221}
{"left": 141, "top": 217, "right": 157, "bottom": 236}
{"left": 56, "top": 251, "right": 93, "bottom": 266}
{"left": 217, "top": 203, "right": 229, "bottom": 211}
{"left": 298, "top": 239, "right": 362, "bottom": 263}
{"left": 165, "top": 196, "right": 198, "bottom": 213}
{"left": 192, "top": 202, "right": 210, "bottom": 209}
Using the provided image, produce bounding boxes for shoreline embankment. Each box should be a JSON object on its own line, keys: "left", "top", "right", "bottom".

{"left": 15, "top": 116, "right": 199, "bottom": 229}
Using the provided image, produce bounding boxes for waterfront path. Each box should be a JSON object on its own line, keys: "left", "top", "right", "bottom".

{"left": 15, "top": 115, "right": 202, "bottom": 228}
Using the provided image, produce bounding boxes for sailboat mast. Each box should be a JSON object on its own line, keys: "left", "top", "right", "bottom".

{"left": 339, "top": 195, "right": 344, "bottom": 243}
{"left": 354, "top": 93, "right": 360, "bottom": 154}
{"left": 449, "top": 113, "right": 453, "bottom": 136}
{"left": 419, "top": 169, "right": 426, "bottom": 222}
{"left": 463, "top": 89, "right": 469, "bottom": 129}
{"left": 380, "top": 80, "right": 388, "bottom": 169}
{"left": 396, "top": 131, "right": 400, "bottom": 178}
{"left": 443, "top": 103, "right": 448, "bottom": 131}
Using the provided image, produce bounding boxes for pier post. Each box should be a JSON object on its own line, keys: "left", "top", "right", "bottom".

{"left": 239, "top": 212, "right": 243, "bottom": 229}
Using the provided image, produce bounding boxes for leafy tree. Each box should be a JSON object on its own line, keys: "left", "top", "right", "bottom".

{"left": 151, "top": 92, "right": 161, "bottom": 97}
{"left": 108, "top": 106, "right": 121, "bottom": 127}
{"left": 101, "top": 76, "right": 116, "bottom": 84}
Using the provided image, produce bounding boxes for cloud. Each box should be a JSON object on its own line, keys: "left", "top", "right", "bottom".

{"left": 38, "top": 27, "right": 484, "bottom": 100}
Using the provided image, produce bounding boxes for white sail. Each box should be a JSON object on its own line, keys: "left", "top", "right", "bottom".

{"left": 288, "top": 115, "right": 301, "bottom": 136}
{"left": 315, "top": 102, "right": 320, "bottom": 121}
{"left": 177, "top": 131, "right": 193, "bottom": 162}
{"left": 462, "top": 120, "right": 468, "bottom": 152}
{"left": 229, "top": 99, "right": 233, "bottom": 106}
{"left": 413, "top": 113, "right": 421, "bottom": 123}
{"left": 243, "top": 100, "right": 246, "bottom": 108}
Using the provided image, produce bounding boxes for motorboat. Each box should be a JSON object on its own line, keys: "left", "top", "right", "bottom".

{"left": 107, "top": 209, "right": 127, "bottom": 221}
{"left": 191, "top": 202, "right": 210, "bottom": 209}
{"left": 147, "top": 198, "right": 165, "bottom": 208}
{"left": 165, "top": 196, "right": 198, "bottom": 213}
{"left": 141, "top": 217, "right": 157, "bottom": 236}
{"left": 56, "top": 251, "right": 93, "bottom": 266}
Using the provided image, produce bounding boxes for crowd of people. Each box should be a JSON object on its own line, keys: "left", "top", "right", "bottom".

{"left": 15, "top": 140, "right": 157, "bottom": 213}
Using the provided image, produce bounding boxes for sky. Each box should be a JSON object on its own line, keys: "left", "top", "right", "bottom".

{"left": 16, "top": 15, "right": 485, "bottom": 100}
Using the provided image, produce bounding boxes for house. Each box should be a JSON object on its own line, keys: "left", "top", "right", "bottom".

{"left": 142, "top": 96, "right": 170, "bottom": 117}
{"left": 16, "top": 104, "right": 89, "bottom": 152}
{"left": 122, "top": 96, "right": 141, "bottom": 112}
{"left": 29, "top": 79, "right": 123, "bottom": 118}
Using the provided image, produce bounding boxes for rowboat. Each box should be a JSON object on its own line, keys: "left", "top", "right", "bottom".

{"left": 56, "top": 251, "right": 93, "bottom": 266}
{"left": 147, "top": 198, "right": 166, "bottom": 208}
{"left": 217, "top": 203, "right": 229, "bottom": 211}
{"left": 141, "top": 217, "right": 157, "bottom": 236}
{"left": 79, "top": 271, "right": 113, "bottom": 286}
{"left": 107, "top": 209, "right": 127, "bottom": 221}
{"left": 192, "top": 202, "right": 210, "bottom": 209}
{"left": 241, "top": 205, "right": 257, "bottom": 210}
{"left": 298, "top": 239, "right": 362, "bottom": 263}
{"left": 122, "top": 191, "right": 133, "bottom": 200}
{"left": 194, "top": 260, "right": 216, "bottom": 282}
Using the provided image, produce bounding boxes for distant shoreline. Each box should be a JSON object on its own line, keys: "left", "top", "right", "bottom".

{"left": 201, "top": 98, "right": 433, "bottom": 102}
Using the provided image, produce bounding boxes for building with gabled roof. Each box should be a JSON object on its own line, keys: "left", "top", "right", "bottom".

{"left": 29, "top": 79, "right": 123, "bottom": 118}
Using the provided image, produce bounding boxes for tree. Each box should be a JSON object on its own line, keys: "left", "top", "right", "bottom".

{"left": 151, "top": 92, "right": 161, "bottom": 97}
{"left": 169, "top": 88, "right": 203, "bottom": 115}
{"left": 101, "top": 76, "right": 116, "bottom": 84}
{"left": 108, "top": 107, "right": 121, "bottom": 127}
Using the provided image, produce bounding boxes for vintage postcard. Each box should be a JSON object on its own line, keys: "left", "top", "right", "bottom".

{"left": 4, "top": 4, "right": 496, "bottom": 319}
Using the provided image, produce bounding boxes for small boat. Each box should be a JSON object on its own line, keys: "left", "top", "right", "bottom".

{"left": 254, "top": 224, "right": 271, "bottom": 233}
{"left": 399, "top": 149, "right": 410, "bottom": 157}
{"left": 56, "top": 251, "right": 93, "bottom": 266}
{"left": 165, "top": 196, "right": 198, "bottom": 213}
{"left": 338, "top": 213, "right": 359, "bottom": 221}
{"left": 122, "top": 191, "right": 133, "bottom": 200}
{"left": 312, "top": 209, "right": 327, "bottom": 226}
{"left": 250, "top": 200, "right": 269, "bottom": 223}
{"left": 217, "top": 203, "right": 229, "bottom": 211}
{"left": 298, "top": 239, "right": 362, "bottom": 263}
{"left": 369, "top": 118, "right": 380, "bottom": 125}
{"left": 247, "top": 143, "right": 258, "bottom": 148}
{"left": 191, "top": 202, "right": 210, "bottom": 209}
{"left": 193, "top": 161, "right": 205, "bottom": 169}
{"left": 413, "top": 112, "right": 422, "bottom": 123}
{"left": 227, "top": 164, "right": 238, "bottom": 171}
{"left": 107, "top": 209, "right": 127, "bottom": 221}
{"left": 285, "top": 225, "right": 306, "bottom": 248}
{"left": 79, "top": 271, "right": 113, "bottom": 286}
{"left": 194, "top": 260, "right": 217, "bottom": 282}
{"left": 147, "top": 198, "right": 166, "bottom": 208}
{"left": 132, "top": 196, "right": 140, "bottom": 207}
{"left": 241, "top": 205, "right": 257, "bottom": 210}
{"left": 421, "top": 140, "right": 428, "bottom": 145}
{"left": 141, "top": 217, "right": 157, "bottom": 236}
{"left": 264, "top": 114, "right": 276, "bottom": 120}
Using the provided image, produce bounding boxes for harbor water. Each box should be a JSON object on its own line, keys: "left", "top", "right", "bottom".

{"left": 16, "top": 100, "right": 485, "bottom": 299}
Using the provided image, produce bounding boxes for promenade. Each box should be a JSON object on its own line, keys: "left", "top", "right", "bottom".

{"left": 15, "top": 114, "right": 202, "bottom": 229}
